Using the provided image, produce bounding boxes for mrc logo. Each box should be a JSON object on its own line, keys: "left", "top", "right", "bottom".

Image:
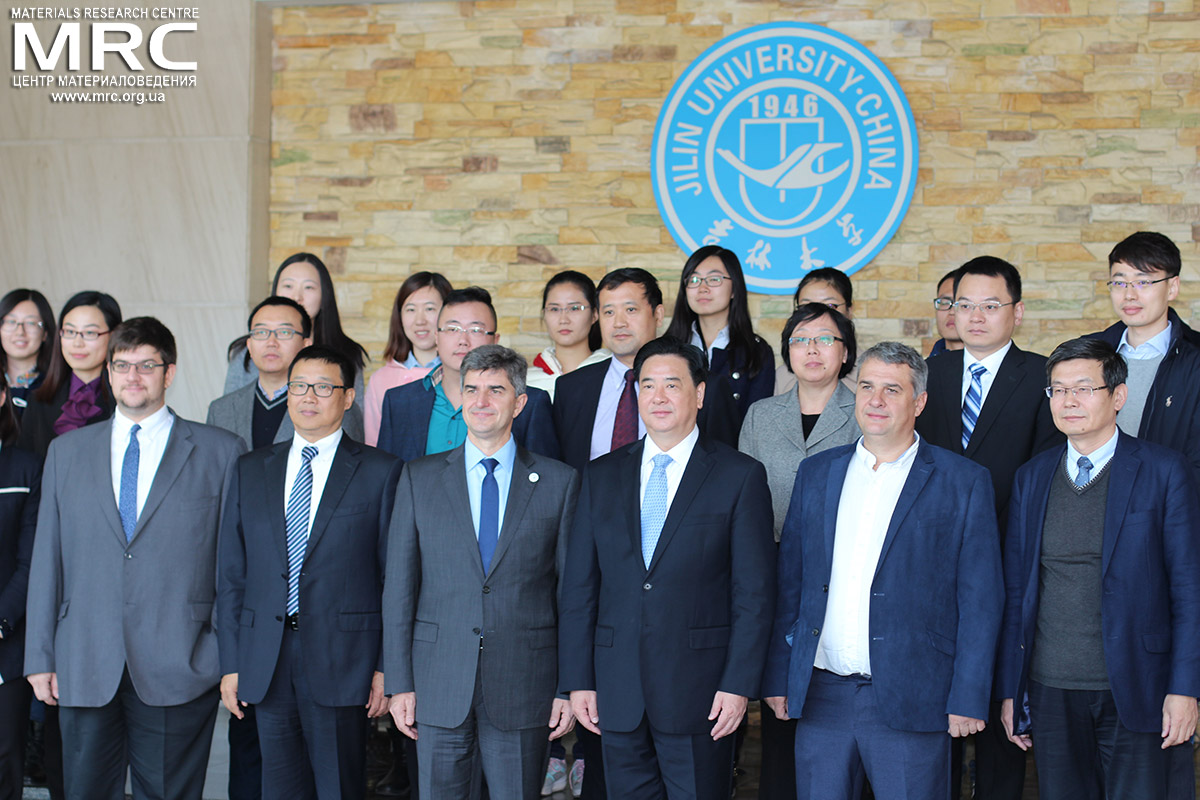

{"left": 652, "top": 22, "right": 918, "bottom": 294}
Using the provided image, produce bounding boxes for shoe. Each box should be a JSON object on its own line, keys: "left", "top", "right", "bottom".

{"left": 542, "top": 757, "right": 567, "bottom": 796}
{"left": 569, "top": 758, "right": 584, "bottom": 798}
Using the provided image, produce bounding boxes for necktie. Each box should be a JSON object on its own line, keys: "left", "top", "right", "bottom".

{"left": 641, "top": 454, "right": 672, "bottom": 568}
{"left": 1075, "top": 455, "right": 1094, "bottom": 488}
{"left": 119, "top": 424, "right": 141, "bottom": 541}
{"left": 479, "top": 458, "right": 499, "bottom": 573}
{"left": 961, "top": 363, "right": 987, "bottom": 450}
{"left": 285, "top": 445, "right": 318, "bottom": 616}
{"left": 611, "top": 369, "right": 638, "bottom": 451}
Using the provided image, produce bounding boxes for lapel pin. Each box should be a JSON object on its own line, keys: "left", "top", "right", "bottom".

{"left": 529, "top": 472, "right": 539, "bottom": 483}
{"left": 1166, "top": 396, "right": 1173, "bottom": 407}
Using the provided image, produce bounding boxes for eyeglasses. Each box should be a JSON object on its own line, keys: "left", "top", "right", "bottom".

{"left": 952, "top": 301, "right": 1015, "bottom": 315}
{"left": 1107, "top": 277, "right": 1170, "bottom": 291}
{"left": 544, "top": 304, "right": 589, "bottom": 316}
{"left": 686, "top": 275, "right": 730, "bottom": 288}
{"left": 249, "top": 328, "right": 301, "bottom": 341}
{"left": 60, "top": 328, "right": 109, "bottom": 341}
{"left": 438, "top": 325, "right": 495, "bottom": 337}
{"left": 0, "top": 319, "right": 44, "bottom": 333}
{"left": 111, "top": 360, "right": 166, "bottom": 374}
{"left": 1044, "top": 385, "right": 1110, "bottom": 399}
{"left": 788, "top": 335, "right": 844, "bottom": 348}
{"left": 933, "top": 298, "right": 954, "bottom": 311}
{"left": 287, "top": 380, "right": 349, "bottom": 398}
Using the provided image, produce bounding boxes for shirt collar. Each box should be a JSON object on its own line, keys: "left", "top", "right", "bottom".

{"left": 422, "top": 364, "right": 445, "bottom": 390}
{"left": 1118, "top": 321, "right": 1173, "bottom": 358}
{"left": 290, "top": 427, "right": 343, "bottom": 457}
{"left": 963, "top": 339, "right": 1013, "bottom": 377}
{"left": 1066, "top": 427, "right": 1119, "bottom": 474}
{"left": 606, "top": 355, "right": 632, "bottom": 384}
{"left": 690, "top": 322, "right": 730, "bottom": 353}
{"left": 402, "top": 351, "right": 440, "bottom": 370}
{"left": 642, "top": 425, "right": 700, "bottom": 468}
{"left": 257, "top": 380, "right": 288, "bottom": 401}
{"left": 464, "top": 433, "right": 517, "bottom": 474}
{"left": 112, "top": 404, "right": 172, "bottom": 438}
{"left": 854, "top": 432, "right": 921, "bottom": 471}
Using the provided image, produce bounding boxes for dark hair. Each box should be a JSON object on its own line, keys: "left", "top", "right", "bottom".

{"left": 439, "top": 286, "right": 498, "bottom": 330}
{"left": 937, "top": 269, "right": 960, "bottom": 293}
{"left": 781, "top": 303, "right": 857, "bottom": 379}
{"left": 108, "top": 317, "right": 177, "bottom": 366}
{"left": 795, "top": 268, "right": 853, "bottom": 310}
{"left": 953, "top": 256, "right": 1022, "bottom": 303}
{"left": 0, "top": 289, "right": 56, "bottom": 380}
{"left": 0, "top": 378, "right": 16, "bottom": 447}
{"left": 597, "top": 267, "right": 664, "bottom": 310}
{"left": 384, "top": 272, "right": 453, "bottom": 363}
{"left": 36, "top": 290, "right": 122, "bottom": 402}
{"left": 542, "top": 270, "right": 602, "bottom": 352}
{"left": 859, "top": 341, "right": 928, "bottom": 397}
{"left": 289, "top": 344, "right": 356, "bottom": 389}
{"left": 248, "top": 296, "right": 312, "bottom": 338}
{"left": 665, "top": 246, "right": 766, "bottom": 379}
{"left": 633, "top": 336, "right": 708, "bottom": 387}
{"left": 1045, "top": 338, "right": 1127, "bottom": 391}
{"left": 1108, "top": 231, "right": 1181, "bottom": 279}
{"left": 460, "top": 344, "right": 528, "bottom": 396}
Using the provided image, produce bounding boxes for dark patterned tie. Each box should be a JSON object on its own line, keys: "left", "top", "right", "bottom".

{"left": 611, "top": 369, "right": 638, "bottom": 451}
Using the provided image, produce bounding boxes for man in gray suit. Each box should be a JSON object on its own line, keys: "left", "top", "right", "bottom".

{"left": 207, "top": 296, "right": 363, "bottom": 450}
{"left": 25, "top": 317, "right": 245, "bottom": 800}
{"left": 384, "top": 344, "right": 579, "bottom": 800}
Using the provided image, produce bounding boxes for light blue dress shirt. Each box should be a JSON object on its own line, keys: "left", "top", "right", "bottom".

{"left": 1117, "top": 321, "right": 1173, "bottom": 360}
{"left": 465, "top": 435, "right": 517, "bottom": 539}
{"left": 1065, "top": 427, "right": 1119, "bottom": 484}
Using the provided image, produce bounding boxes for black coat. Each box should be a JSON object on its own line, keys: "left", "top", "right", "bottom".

{"left": 17, "top": 373, "right": 115, "bottom": 460}
{"left": 0, "top": 446, "right": 41, "bottom": 680}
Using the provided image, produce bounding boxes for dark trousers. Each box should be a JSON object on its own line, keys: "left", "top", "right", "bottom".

{"left": 227, "top": 703, "right": 262, "bottom": 800}
{"left": 600, "top": 713, "right": 735, "bottom": 800}
{"left": 41, "top": 701, "right": 64, "bottom": 800}
{"left": 256, "top": 627, "right": 368, "bottom": 800}
{"left": 58, "top": 669, "right": 219, "bottom": 800}
{"left": 757, "top": 705, "right": 796, "bottom": 800}
{"left": 1027, "top": 680, "right": 1190, "bottom": 800}
{"left": 973, "top": 700, "right": 1026, "bottom": 799}
{"left": 576, "top": 727, "right": 606, "bottom": 799}
{"left": 794, "top": 670, "right": 949, "bottom": 800}
{"left": 0, "top": 680, "right": 30, "bottom": 800}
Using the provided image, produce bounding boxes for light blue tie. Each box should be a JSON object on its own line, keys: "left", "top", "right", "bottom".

{"left": 962, "top": 363, "right": 987, "bottom": 450}
{"left": 1075, "top": 455, "right": 1094, "bottom": 488}
{"left": 285, "top": 445, "right": 319, "bottom": 617}
{"left": 640, "top": 454, "right": 672, "bottom": 569}
{"left": 478, "top": 458, "right": 499, "bottom": 573}
{"left": 119, "top": 424, "right": 141, "bottom": 541}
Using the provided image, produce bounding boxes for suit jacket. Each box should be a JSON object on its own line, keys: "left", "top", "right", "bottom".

{"left": 916, "top": 344, "right": 1063, "bottom": 517}
{"left": 0, "top": 446, "right": 40, "bottom": 682}
{"left": 738, "top": 381, "right": 860, "bottom": 540}
{"left": 762, "top": 439, "right": 1003, "bottom": 732}
{"left": 383, "top": 444, "right": 579, "bottom": 730}
{"left": 205, "top": 381, "right": 365, "bottom": 450}
{"left": 551, "top": 358, "right": 742, "bottom": 473}
{"left": 558, "top": 436, "right": 776, "bottom": 735}
{"left": 709, "top": 337, "right": 776, "bottom": 419}
{"left": 217, "top": 434, "right": 402, "bottom": 707}
{"left": 25, "top": 415, "right": 245, "bottom": 707}
{"left": 17, "top": 374, "right": 115, "bottom": 460}
{"left": 377, "top": 378, "right": 559, "bottom": 464}
{"left": 997, "top": 432, "right": 1200, "bottom": 733}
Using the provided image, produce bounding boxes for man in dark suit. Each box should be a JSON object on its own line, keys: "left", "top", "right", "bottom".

{"left": 998, "top": 337, "right": 1200, "bottom": 799}
{"left": 917, "top": 256, "right": 1061, "bottom": 799}
{"left": 217, "top": 345, "right": 402, "bottom": 800}
{"left": 559, "top": 336, "right": 775, "bottom": 800}
{"left": 377, "top": 286, "right": 558, "bottom": 462}
{"left": 763, "top": 341, "right": 1004, "bottom": 800}
{"left": 385, "top": 345, "right": 579, "bottom": 799}
{"left": 25, "top": 317, "right": 245, "bottom": 800}
{"left": 552, "top": 268, "right": 740, "bottom": 474}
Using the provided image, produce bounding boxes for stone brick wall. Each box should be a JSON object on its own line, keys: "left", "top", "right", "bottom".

{"left": 270, "top": 0, "right": 1200, "bottom": 374}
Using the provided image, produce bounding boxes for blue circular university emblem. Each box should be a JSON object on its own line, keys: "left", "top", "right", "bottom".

{"left": 653, "top": 23, "right": 919, "bottom": 294}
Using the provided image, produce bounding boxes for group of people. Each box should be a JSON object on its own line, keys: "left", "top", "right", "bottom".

{"left": 0, "top": 229, "right": 1196, "bottom": 800}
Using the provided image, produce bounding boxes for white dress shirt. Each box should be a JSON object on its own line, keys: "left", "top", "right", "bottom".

{"left": 1066, "top": 427, "right": 1118, "bottom": 484}
{"left": 690, "top": 323, "right": 730, "bottom": 363}
{"left": 815, "top": 434, "right": 921, "bottom": 677}
{"left": 590, "top": 357, "right": 646, "bottom": 461}
{"left": 960, "top": 340, "right": 1013, "bottom": 407}
{"left": 639, "top": 426, "right": 700, "bottom": 511}
{"left": 110, "top": 405, "right": 175, "bottom": 518}
{"left": 283, "top": 428, "right": 343, "bottom": 532}
{"left": 1118, "top": 321, "right": 1172, "bottom": 360}
{"left": 464, "top": 434, "right": 516, "bottom": 539}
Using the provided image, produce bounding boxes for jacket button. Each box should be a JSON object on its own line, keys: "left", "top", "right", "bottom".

{"left": 822, "top": 584, "right": 828, "bottom": 592}
{"left": 643, "top": 583, "right": 652, "bottom": 590}
{"left": 482, "top": 586, "right": 490, "bottom": 594}
{"left": 812, "top": 628, "right": 820, "bottom": 637}
{"left": 473, "top": 628, "right": 481, "bottom": 635}
{"left": 275, "top": 615, "right": 282, "bottom": 622}
{"left": 733, "top": 392, "right": 741, "bottom": 400}
{"left": 280, "top": 572, "right": 286, "bottom": 579}
{"left": 124, "top": 553, "right": 132, "bottom": 560}
{"left": 732, "top": 372, "right": 741, "bottom": 380}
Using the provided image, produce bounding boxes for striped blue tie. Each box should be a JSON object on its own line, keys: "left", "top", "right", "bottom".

{"left": 119, "top": 424, "right": 141, "bottom": 541}
{"left": 640, "top": 454, "right": 672, "bottom": 568}
{"left": 285, "top": 445, "right": 318, "bottom": 617}
{"left": 961, "top": 363, "right": 987, "bottom": 450}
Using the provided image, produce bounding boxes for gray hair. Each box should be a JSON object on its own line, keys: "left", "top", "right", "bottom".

{"left": 459, "top": 344, "right": 528, "bottom": 395}
{"left": 858, "top": 341, "right": 928, "bottom": 398}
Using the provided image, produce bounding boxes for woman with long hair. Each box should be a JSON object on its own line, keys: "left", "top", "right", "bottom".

{"left": 665, "top": 245, "right": 774, "bottom": 419}
{"left": 363, "top": 271, "right": 453, "bottom": 446}
{"left": 0, "top": 289, "right": 55, "bottom": 416}
{"left": 526, "top": 270, "right": 609, "bottom": 402}
{"left": 225, "top": 253, "right": 369, "bottom": 407}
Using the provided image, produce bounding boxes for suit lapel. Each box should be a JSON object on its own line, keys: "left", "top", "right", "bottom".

{"left": 1022, "top": 450, "right": 1059, "bottom": 607}
{"left": 274, "top": 407, "right": 295, "bottom": 444}
{"left": 622, "top": 441, "right": 645, "bottom": 566}
{"left": 965, "top": 346, "right": 1023, "bottom": 458}
{"left": 647, "top": 438, "right": 714, "bottom": 574}
{"left": 823, "top": 447, "right": 854, "bottom": 573}
{"left": 263, "top": 443, "right": 290, "bottom": 563}
{"left": 440, "top": 446, "right": 484, "bottom": 577}
{"left": 304, "top": 437, "right": 360, "bottom": 560}
{"left": 131, "top": 416, "right": 195, "bottom": 542}
{"left": 486, "top": 447, "right": 536, "bottom": 576}
{"left": 806, "top": 384, "right": 854, "bottom": 452}
{"left": 235, "top": 384, "right": 255, "bottom": 449}
{"left": 1102, "top": 436, "right": 1138, "bottom": 576}
{"left": 776, "top": 392, "right": 809, "bottom": 455}
{"left": 90, "top": 422, "right": 126, "bottom": 545}
{"left": 874, "top": 441, "right": 933, "bottom": 575}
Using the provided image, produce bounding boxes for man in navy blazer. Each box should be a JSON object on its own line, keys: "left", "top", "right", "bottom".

{"left": 997, "top": 338, "right": 1200, "bottom": 799}
{"left": 559, "top": 337, "right": 776, "bottom": 800}
{"left": 217, "top": 345, "right": 403, "bottom": 800}
{"left": 763, "top": 341, "right": 1003, "bottom": 799}
{"left": 377, "top": 286, "right": 559, "bottom": 462}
